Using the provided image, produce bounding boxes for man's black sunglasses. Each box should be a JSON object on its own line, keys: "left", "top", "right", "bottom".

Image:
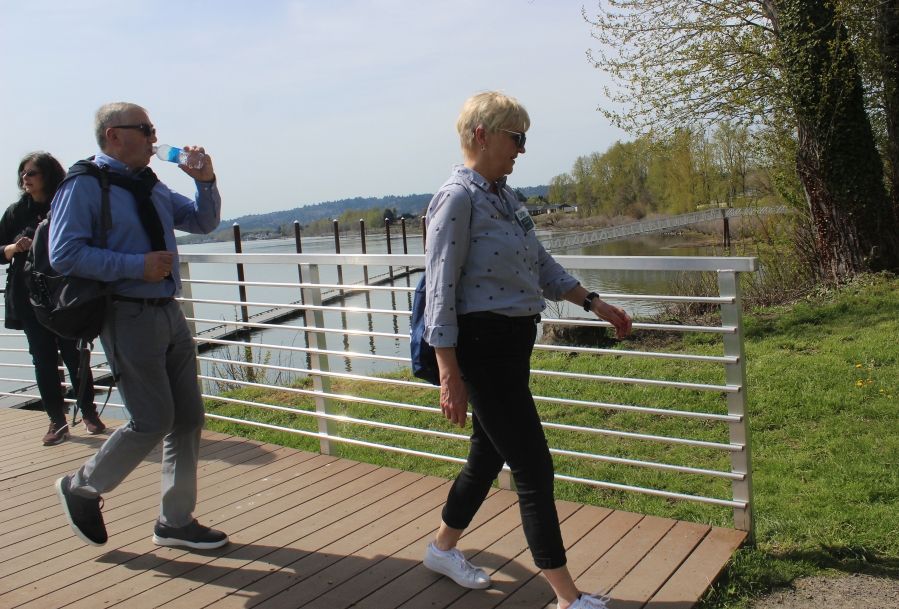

{"left": 111, "top": 123, "right": 156, "bottom": 137}
{"left": 499, "top": 128, "right": 526, "bottom": 148}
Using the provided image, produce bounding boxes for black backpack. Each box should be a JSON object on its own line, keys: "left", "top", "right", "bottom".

{"left": 26, "top": 160, "right": 114, "bottom": 341}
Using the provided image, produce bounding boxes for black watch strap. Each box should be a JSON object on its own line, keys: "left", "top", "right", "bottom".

{"left": 583, "top": 292, "right": 599, "bottom": 312}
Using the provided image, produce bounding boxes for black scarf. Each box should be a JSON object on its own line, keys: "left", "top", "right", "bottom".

{"left": 105, "top": 167, "right": 167, "bottom": 253}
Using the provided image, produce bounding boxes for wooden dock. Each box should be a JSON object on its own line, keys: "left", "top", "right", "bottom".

{"left": 0, "top": 408, "right": 745, "bottom": 609}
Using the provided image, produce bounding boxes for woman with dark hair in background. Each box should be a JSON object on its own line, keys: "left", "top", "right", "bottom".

{"left": 1, "top": 152, "right": 104, "bottom": 445}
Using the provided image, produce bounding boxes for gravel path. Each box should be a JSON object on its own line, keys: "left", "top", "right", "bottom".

{"left": 750, "top": 574, "right": 899, "bottom": 608}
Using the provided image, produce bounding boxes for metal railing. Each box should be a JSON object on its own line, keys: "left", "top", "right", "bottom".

{"left": 541, "top": 205, "right": 791, "bottom": 252}
{"left": 0, "top": 252, "right": 758, "bottom": 537}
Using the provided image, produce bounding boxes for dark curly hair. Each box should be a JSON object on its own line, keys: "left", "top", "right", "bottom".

{"left": 17, "top": 151, "right": 66, "bottom": 201}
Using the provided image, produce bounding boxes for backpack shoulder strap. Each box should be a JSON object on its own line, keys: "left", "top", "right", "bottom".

{"left": 61, "top": 159, "right": 112, "bottom": 250}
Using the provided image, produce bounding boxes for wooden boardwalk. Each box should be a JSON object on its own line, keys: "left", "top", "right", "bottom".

{"left": 0, "top": 408, "right": 745, "bottom": 609}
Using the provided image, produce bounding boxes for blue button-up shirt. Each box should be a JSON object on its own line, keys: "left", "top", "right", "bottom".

{"left": 49, "top": 153, "right": 221, "bottom": 298}
{"left": 424, "top": 165, "right": 578, "bottom": 348}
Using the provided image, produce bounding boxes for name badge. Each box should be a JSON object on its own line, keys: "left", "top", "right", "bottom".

{"left": 515, "top": 207, "right": 536, "bottom": 233}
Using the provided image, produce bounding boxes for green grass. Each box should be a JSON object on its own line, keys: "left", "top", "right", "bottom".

{"left": 203, "top": 273, "right": 899, "bottom": 607}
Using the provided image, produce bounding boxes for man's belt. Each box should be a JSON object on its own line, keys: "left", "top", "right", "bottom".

{"left": 111, "top": 294, "right": 175, "bottom": 306}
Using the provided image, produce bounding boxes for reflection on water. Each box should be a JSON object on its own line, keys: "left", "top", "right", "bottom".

{"left": 562, "top": 234, "right": 722, "bottom": 317}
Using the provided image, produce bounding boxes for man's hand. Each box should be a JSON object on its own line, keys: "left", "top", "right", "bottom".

{"left": 435, "top": 347, "right": 469, "bottom": 428}
{"left": 143, "top": 251, "right": 174, "bottom": 282}
{"left": 591, "top": 299, "right": 633, "bottom": 339}
{"left": 179, "top": 146, "right": 215, "bottom": 182}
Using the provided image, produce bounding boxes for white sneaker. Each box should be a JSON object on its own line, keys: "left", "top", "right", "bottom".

{"left": 423, "top": 541, "right": 491, "bottom": 589}
{"left": 567, "top": 590, "right": 611, "bottom": 609}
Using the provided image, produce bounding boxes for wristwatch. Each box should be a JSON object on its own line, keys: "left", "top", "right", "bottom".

{"left": 583, "top": 292, "right": 599, "bottom": 312}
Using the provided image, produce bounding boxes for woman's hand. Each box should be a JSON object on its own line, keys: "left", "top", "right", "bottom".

{"left": 561, "top": 285, "right": 633, "bottom": 339}
{"left": 4, "top": 237, "right": 32, "bottom": 261}
{"left": 435, "top": 347, "right": 469, "bottom": 428}
{"left": 590, "top": 298, "right": 633, "bottom": 339}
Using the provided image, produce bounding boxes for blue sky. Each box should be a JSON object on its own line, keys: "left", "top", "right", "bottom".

{"left": 1, "top": 0, "right": 626, "bottom": 217}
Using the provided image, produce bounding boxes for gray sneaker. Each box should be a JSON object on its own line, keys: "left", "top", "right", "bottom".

{"left": 423, "top": 541, "right": 491, "bottom": 589}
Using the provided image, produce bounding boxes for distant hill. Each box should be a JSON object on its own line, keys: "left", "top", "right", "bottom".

{"left": 178, "top": 185, "right": 548, "bottom": 243}
{"left": 220, "top": 185, "right": 549, "bottom": 230}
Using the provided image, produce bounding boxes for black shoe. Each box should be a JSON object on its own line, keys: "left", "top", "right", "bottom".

{"left": 55, "top": 475, "right": 107, "bottom": 546}
{"left": 153, "top": 519, "right": 228, "bottom": 550}
{"left": 42, "top": 419, "right": 69, "bottom": 446}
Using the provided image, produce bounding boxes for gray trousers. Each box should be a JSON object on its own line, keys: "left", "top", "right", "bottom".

{"left": 70, "top": 299, "right": 205, "bottom": 528}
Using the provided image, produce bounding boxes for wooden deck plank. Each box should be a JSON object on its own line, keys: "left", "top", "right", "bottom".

{"left": 0, "top": 408, "right": 746, "bottom": 609}
{"left": 233, "top": 482, "right": 452, "bottom": 609}
{"left": 333, "top": 490, "right": 522, "bottom": 609}
{"left": 0, "top": 442, "right": 320, "bottom": 600}
{"left": 154, "top": 473, "right": 447, "bottom": 609}
{"left": 644, "top": 528, "right": 747, "bottom": 609}
{"left": 0, "top": 434, "right": 258, "bottom": 526}
{"left": 494, "top": 506, "right": 638, "bottom": 609}
{"left": 8, "top": 450, "right": 333, "bottom": 609}
{"left": 0, "top": 431, "right": 236, "bottom": 507}
{"left": 572, "top": 516, "right": 678, "bottom": 597}
{"left": 3, "top": 452, "right": 348, "bottom": 608}
{"left": 606, "top": 520, "right": 710, "bottom": 608}
{"left": 101, "top": 463, "right": 399, "bottom": 609}
{"left": 0, "top": 439, "right": 285, "bottom": 571}
{"left": 392, "top": 498, "right": 582, "bottom": 609}
{"left": 0, "top": 435, "right": 269, "bottom": 554}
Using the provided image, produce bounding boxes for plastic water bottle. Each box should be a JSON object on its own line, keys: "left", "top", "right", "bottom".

{"left": 153, "top": 144, "right": 205, "bottom": 169}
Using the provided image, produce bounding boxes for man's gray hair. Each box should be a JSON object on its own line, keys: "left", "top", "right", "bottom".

{"left": 94, "top": 102, "right": 147, "bottom": 150}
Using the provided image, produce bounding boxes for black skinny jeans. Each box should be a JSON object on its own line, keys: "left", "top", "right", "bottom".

{"left": 21, "top": 315, "right": 96, "bottom": 422}
{"left": 442, "top": 313, "right": 566, "bottom": 570}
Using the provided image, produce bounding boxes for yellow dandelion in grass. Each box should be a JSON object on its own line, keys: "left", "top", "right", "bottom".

{"left": 856, "top": 364, "right": 863, "bottom": 368}
{"left": 881, "top": 389, "right": 885, "bottom": 393}
{"left": 857, "top": 380, "right": 864, "bottom": 387}
{"left": 868, "top": 379, "right": 873, "bottom": 383}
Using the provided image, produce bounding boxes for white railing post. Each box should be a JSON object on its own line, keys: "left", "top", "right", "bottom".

{"left": 718, "top": 270, "right": 755, "bottom": 541}
{"left": 497, "top": 466, "right": 516, "bottom": 490}
{"left": 302, "top": 263, "right": 338, "bottom": 455}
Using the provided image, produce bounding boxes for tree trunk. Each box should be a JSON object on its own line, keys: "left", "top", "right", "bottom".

{"left": 877, "top": 0, "right": 899, "bottom": 223}
{"left": 775, "top": 0, "right": 899, "bottom": 276}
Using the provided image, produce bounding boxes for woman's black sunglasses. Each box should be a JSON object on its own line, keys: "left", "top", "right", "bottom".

{"left": 498, "top": 128, "right": 526, "bottom": 148}
{"left": 111, "top": 123, "right": 156, "bottom": 137}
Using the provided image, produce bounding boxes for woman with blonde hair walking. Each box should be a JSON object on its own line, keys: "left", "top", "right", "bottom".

{"left": 420, "top": 91, "right": 632, "bottom": 608}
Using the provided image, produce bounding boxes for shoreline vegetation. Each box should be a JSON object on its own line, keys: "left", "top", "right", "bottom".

{"left": 202, "top": 273, "right": 899, "bottom": 608}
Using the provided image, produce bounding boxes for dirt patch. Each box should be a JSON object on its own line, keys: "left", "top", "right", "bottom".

{"left": 749, "top": 574, "right": 899, "bottom": 609}
{"left": 540, "top": 318, "right": 685, "bottom": 351}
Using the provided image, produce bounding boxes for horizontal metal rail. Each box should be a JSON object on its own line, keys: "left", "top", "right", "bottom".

{"left": 197, "top": 357, "right": 736, "bottom": 421}
{"left": 196, "top": 338, "right": 412, "bottom": 363}
{"left": 180, "top": 297, "right": 413, "bottom": 317}
{"left": 209, "top": 394, "right": 738, "bottom": 480}
{"left": 206, "top": 395, "right": 468, "bottom": 441}
{"left": 183, "top": 278, "right": 416, "bottom": 292}
{"left": 542, "top": 317, "right": 736, "bottom": 334}
{"left": 530, "top": 368, "right": 737, "bottom": 393}
{"left": 533, "top": 343, "right": 737, "bottom": 364}
{"left": 180, "top": 252, "right": 758, "bottom": 272}
{"left": 187, "top": 317, "right": 406, "bottom": 340}
{"left": 204, "top": 376, "right": 736, "bottom": 451}
{"left": 205, "top": 412, "right": 469, "bottom": 464}
{"left": 553, "top": 473, "right": 746, "bottom": 509}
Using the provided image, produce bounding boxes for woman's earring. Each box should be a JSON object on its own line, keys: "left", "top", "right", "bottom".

{"left": 481, "top": 145, "right": 486, "bottom": 151}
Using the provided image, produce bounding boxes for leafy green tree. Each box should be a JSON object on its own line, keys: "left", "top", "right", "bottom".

{"left": 585, "top": 0, "right": 899, "bottom": 275}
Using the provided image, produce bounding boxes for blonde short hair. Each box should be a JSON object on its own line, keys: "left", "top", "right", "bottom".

{"left": 456, "top": 91, "right": 530, "bottom": 155}
{"left": 94, "top": 102, "right": 147, "bottom": 150}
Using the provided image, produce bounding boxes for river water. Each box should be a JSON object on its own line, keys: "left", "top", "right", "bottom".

{"left": 0, "top": 229, "right": 720, "bottom": 406}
